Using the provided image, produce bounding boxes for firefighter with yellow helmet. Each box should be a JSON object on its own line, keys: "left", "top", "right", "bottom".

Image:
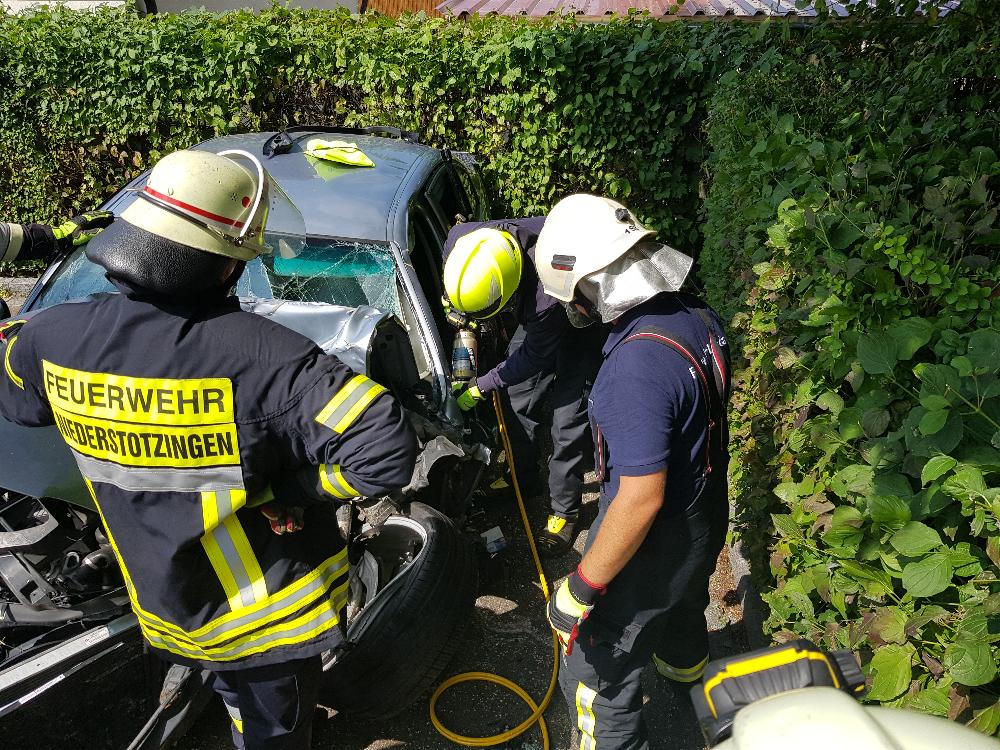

{"left": 443, "top": 218, "right": 607, "bottom": 556}
{"left": 0, "top": 149, "right": 417, "bottom": 749}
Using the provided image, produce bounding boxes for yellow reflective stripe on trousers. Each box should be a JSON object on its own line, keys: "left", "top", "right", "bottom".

{"left": 319, "top": 464, "right": 358, "bottom": 499}
{"left": 201, "top": 490, "right": 267, "bottom": 610}
{"left": 575, "top": 682, "right": 597, "bottom": 750}
{"left": 140, "top": 581, "right": 349, "bottom": 663}
{"left": 130, "top": 550, "right": 348, "bottom": 648}
{"left": 314, "top": 374, "right": 387, "bottom": 434}
{"left": 223, "top": 701, "right": 244, "bottom": 734}
{"left": 653, "top": 653, "right": 708, "bottom": 683}
{"left": 4, "top": 335, "right": 23, "bottom": 390}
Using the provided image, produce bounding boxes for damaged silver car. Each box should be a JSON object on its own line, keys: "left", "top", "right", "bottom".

{"left": 0, "top": 126, "right": 506, "bottom": 744}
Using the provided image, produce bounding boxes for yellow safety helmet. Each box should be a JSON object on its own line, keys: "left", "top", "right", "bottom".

{"left": 443, "top": 228, "right": 523, "bottom": 319}
{"left": 122, "top": 149, "right": 272, "bottom": 261}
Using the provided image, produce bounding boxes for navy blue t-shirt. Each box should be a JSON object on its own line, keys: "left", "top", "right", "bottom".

{"left": 589, "top": 293, "right": 731, "bottom": 517}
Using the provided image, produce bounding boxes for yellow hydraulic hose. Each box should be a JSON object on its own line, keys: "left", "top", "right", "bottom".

{"left": 429, "top": 392, "right": 561, "bottom": 749}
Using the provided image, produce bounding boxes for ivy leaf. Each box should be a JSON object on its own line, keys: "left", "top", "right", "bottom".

{"left": 829, "top": 221, "right": 863, "bottom": 250}
{"left": 901, "top": 552, "right": 953, "bottom": 597}
{"left": 838, "top": 559, "right": 894, "bottom": 596}
{"left": 861, "top": 408, "right": 890, "bottom": 437}
{"left": 865, "top": 644, "right": 914, "bottom": 701}
{"left": 942, "top": 465, "right": 987, "bottom": 502}
{"left": 968, "top": 698, "right": 1000, "bottom": 736}
{"left": 944, "top": 639, "right": 998, "bottom": 687}
{"left": 858, "top": 332, "right": 899, "bottom": 375}
{"left": 816, "top": 391, "right": 845, "bottom": 415}
{"left": 905, "top": 686, "right": 950, "bottom": 717}
{"left": 918, "top": 409, "right": 949, "bottom": 436}
{"left": 830, "top": 464, "right": 874, "bottom": 498}
{"left": 889, "top": 318, "right": 934, "bottom": 360}
{"left": 967, "top": 329, "right": 1000, "bottom": 372}
{"left": 869, "top": 606, "right": 908, "bottom": 645}
{"left": 771, "top": 513, "right": 804, "bottom": 540}
{"left": 867, "top": 495, "right": 911, "bottom": 526}
{"left": 891, "top": 521, "right": 943, "bottom": 555}
{"left": 921, "top": 455, "right": 957, "bottom": 485}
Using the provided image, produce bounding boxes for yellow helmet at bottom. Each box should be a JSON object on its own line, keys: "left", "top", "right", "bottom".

{"left": 444, "top": 228, "right": 523, "bottom": 319}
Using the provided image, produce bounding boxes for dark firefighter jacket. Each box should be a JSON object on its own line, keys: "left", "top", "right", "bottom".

{"left": 442, "top": 217, "right": 570, "bottom": 395}
{"left": 0, "top": 222, "right": 60, "bottom": 263}
{"left": 0, "top": 282, "right": 417, "bottom": 671}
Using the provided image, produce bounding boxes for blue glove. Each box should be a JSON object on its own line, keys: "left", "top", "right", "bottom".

{"left": 455, "top": 384, "right": 484, "bottom": 411}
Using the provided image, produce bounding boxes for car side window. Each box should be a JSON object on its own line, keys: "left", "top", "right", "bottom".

{"left": 407, "top": 202, "right": 451, "bottom": 343}
{"left": 424, "top": 164, "right": 470, "bottom": 232}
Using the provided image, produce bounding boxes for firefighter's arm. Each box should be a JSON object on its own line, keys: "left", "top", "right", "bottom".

{"left": 1, "top": 213, "right": 113, "bottom": 263}
{"left": 578, "top": 470, "right": 666, "bottom": 586}
{"left": 278, "top": 364, "right": 417, "bottom": 504}
{"left": 0, "top": 319, "right": 54, "bottom": 426}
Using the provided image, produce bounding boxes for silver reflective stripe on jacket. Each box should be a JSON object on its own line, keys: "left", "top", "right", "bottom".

{"left": 0, "top": 223, "right": 24, "bottom": 263}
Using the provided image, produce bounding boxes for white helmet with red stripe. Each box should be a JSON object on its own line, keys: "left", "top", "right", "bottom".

{"left": 122, "top": 149, "right": 272, "bottom": 261}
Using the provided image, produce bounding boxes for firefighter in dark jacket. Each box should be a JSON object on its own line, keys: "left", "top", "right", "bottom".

{"left": 1, "top": 211, "right": 113, "bottom": 263}
{"left": 536, "top": 195, "right": 731, "bottom": 750}
{"left": 0, "top": 149, "right": 417, "bottom": 750}
{"left": 442, "top": 219, "right": 606, "bottom": 556}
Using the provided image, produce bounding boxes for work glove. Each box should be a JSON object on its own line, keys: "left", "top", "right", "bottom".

{"left": 455, "top": 383, "right": 484, "bottom": 411}
{"left": 259, "top": 502, "right": 304, "bottom": 535}
{"left": 547, "top": 566, "right": 606, "bottom": 654}
{"left": 50, "top": 210, "right": 114, "bottom": 251}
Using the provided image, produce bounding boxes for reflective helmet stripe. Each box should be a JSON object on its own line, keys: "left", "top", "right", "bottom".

{"left": 143, "top": 185, "right": 247, "bottom": 229}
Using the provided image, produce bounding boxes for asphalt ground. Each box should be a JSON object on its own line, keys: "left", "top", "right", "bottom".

{"left": 0, "top": 279, "right": 748, "bottom": 750}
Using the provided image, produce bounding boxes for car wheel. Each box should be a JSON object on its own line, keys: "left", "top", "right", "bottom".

{"left": 320, "top": 502, "right": 478, "bottom": 719}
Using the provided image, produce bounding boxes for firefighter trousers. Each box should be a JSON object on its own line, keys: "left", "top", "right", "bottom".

{"left": 215, "top": 656, "right": 323, "bottom": 750}
{"left": 502, "top": 324, "right": 605, "bottom": 518}
{"left": 557, "top": 492, "right": 728, "bottom": 749}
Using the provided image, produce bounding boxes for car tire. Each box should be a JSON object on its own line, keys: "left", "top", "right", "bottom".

{"left": 320, "top": 501, "right": 478, "bottom": 719}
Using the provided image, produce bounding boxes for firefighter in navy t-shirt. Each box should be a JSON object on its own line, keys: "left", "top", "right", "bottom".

{"left": 536, "top": 194, "right": 732, "bottom": 750}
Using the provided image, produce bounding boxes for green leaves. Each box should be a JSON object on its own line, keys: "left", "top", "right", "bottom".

{"left": 866, "top": 644, "right": 915, "bottom": 701}
{"left": 889, "top": 318, "right": 934, "bottom": 360}
{"left": 967, "top": 330, "right": 1000, "bottom": 372}
{"left": 858, "top": 332, "right": 899, "bottom": 375}
{"left": 944, "top": 640, "right": 998, "bottom": 687}
{"left": 921, "top": 455, "right": 957, "bottom": 485}
{"left": 901, "top": 553, "right": 953, "bottom": 597}
{"left": 891, "top": 521, "right": 944, "bottom": 555}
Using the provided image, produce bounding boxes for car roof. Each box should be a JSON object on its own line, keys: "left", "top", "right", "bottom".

{"left": 192, "top": 131, "right": 443, "bottom": 244}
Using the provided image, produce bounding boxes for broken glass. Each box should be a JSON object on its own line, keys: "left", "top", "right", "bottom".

{"left": 236, "top": 241, "right": 400, "bottom": 315}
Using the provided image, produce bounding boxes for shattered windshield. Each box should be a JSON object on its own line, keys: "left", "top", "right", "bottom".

{"left": 237, "top": 240, "right": 400, "bottom": 314}
{"left": 28, "top": 240, "right": 401, "bottom": 316}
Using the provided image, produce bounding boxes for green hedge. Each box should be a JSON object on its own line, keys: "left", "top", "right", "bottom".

{"left": 3, "top": 2, "right": 1000, "bottom": 736}
{"left": 700, "top": 9, "right": 1000, "bottom": 732}
{"left": 0, "top": 7, "right": 756, "bottom": 257}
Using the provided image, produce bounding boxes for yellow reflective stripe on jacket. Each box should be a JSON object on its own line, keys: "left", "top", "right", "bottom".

{"left": 201, "top": 490, "right": 267, "bottom": 610}
{"left": 84, "top": 479, "right": 139, "bottom": 603}
{"left": 315, "top": 374, "right": 387, "bottom": 434}
{"left": 130, "top": 549, "right": 348, "bottom": 648}
{"left": 139, "top": 581, "right": 349, "bottom": 663}
{"left": 4, "top": 335, "right": 23, "bottom": 390}
{"left": 575, "top": 682, "right": 597, "bottom": 750}
{"left": 319, "top": 464, "right": 358, "bottom": 499}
